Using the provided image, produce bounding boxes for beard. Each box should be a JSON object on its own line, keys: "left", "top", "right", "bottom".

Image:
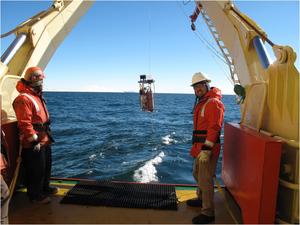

{"left": 32, "top": 85, "right": 43, "bottom": 94}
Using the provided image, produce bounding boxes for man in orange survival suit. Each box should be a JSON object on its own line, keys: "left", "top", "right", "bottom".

{"left": 13, "top": 66, "right": 57, "bottom": 204}
{"left": 187, "top": 72, "right": 224, "bottom": 224}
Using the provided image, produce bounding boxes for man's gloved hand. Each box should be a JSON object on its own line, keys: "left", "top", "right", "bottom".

{"left": 33, "top": 142, "right": 41, "bottom": 152}
{"left": 28, "top": 134, "right": 41, "bottom": 152}
{"left": 198, "top": 144, "right": 213, "bottom": 163}
{"left": 198, "top": 150, "right": 211, "bottom": 163}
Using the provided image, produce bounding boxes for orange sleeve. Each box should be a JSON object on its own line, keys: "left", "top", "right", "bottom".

{"left": 13, "top": 96, "right": 37, "bottom": 139}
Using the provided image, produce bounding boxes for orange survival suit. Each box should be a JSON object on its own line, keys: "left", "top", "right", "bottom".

{"left": 190, "top": 87, "right": 225, "bottom": 158}
{"left": 13, "top": 81, "right": 52, "bottom": 149}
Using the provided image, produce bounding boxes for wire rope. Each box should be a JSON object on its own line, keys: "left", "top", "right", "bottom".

{"left": 176, "top": 1, "right": 234, "bottom": 86}
{"left": 176, "top": 1, "right": 228, "bottom": 65}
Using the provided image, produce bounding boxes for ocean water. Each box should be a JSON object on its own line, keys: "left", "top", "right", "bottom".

{"left": 45, "top": 92, "right": 240, "bottom": 184}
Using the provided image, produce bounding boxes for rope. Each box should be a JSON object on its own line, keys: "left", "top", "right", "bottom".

{"left": 176, "top": 1, "right": 228, "bottom": 65}
{"left": 176, "top": 1, "right": 234, "bottom": 86}
{"left": 193, "top": 31, "right": 228, "bottom": 64}
{"left": 214, "top": 176, "right": 239, "bottom": 224}
{"left": 148, "top": 9, "right": 152, "bottom": 77}
{"left": 8, "top": 145, "right": 22, "bottom": 201}
{"left": 209, "top": 49, "right": 234, "bottom": 86}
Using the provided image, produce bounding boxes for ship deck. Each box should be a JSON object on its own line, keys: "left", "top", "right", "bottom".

{"left": 9, "top": 179, "right": 242, "bottom": 224}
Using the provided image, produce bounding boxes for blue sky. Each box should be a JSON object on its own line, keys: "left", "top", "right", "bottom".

{"left": 1, "top": 1, "right": 299, "bottom": 94}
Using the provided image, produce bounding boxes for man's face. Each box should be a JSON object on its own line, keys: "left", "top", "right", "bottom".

{"left": 193, "top": 82, "right": 208, "bottom": 98}
{"left": 30, "top": 80, "right": 44, "bottom": 94}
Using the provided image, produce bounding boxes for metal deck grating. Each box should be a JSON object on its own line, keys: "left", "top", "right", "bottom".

{"left": 60, "top": 180, "right": 178, "bottom": 210}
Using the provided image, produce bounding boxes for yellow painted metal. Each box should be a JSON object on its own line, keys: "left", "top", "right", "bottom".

{"left": 1, "top": 0, "right": 94, "bottom": 122}
{"left": 241, "top": 82, "right": 267, "bottom": 130}
{"left": 17, "top": 187, "right": 69, "bottom": 197}
{"left": 176, "top": 189, "right": 197, "bottom": 202}
{"left": 0, "top": 75, "right": 20, "bottom": 120}
{"left": 8, "top": 0, "right": 94, "bottom": 76}
{"left": 263, "top": 46, "right": 299, "bottom": 141}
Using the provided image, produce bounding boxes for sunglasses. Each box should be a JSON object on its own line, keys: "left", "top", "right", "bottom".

{"left": 193, "top": 82, "right": 207, "bottom": 89}
{"left": 30, "top": 71, "right": 45, "bottom": 82}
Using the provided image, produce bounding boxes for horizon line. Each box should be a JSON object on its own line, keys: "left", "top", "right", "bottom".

{"left": 44, "top": 90, "right": 236, "bottom": 95}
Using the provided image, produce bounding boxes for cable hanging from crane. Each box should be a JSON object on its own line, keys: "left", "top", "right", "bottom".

{"left": 177, "top": 1, "right": 233, "bottom": 85}
{"left": 177, "top": 1, "right": 228, "bottom": 65}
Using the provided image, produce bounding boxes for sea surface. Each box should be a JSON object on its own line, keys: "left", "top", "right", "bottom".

{"left": 45, "top": 92, "right": 240, "bottom": 184}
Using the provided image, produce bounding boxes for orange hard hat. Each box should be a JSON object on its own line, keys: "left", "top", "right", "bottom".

{"left": 24, "top": 66, "right": 45, "bottom": 83}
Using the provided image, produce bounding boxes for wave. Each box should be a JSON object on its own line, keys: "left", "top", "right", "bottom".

{"left": 133, "top": 151, "right": 165, "bottom": 183}
{"left": 161, "top": 132, "right": 178, "bottom": 145}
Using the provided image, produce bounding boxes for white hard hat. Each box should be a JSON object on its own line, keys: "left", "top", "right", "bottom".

{"left": 191, "top": 72, "right": 211, "bottom": 86}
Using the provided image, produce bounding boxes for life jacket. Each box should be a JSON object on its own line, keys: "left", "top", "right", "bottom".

{"left": 190, "top": 87, "right": 225, "bottom": 158}
{"left": 12, "top": 81, "right": 53, "bottom": 148}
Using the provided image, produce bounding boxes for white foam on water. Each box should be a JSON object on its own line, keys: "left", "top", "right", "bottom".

{"left": 133, "top": 151, "right": 165, "bottom": 183}
{"left": 89, "top": 154, "right": 97, "bottom": 160}
{"left": 161, "top": 134, "right": 178, "bottom": 145}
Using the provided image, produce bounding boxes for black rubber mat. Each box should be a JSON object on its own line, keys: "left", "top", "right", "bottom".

{"left": 60, "top": 180, "right": 178, "bottom": 210}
